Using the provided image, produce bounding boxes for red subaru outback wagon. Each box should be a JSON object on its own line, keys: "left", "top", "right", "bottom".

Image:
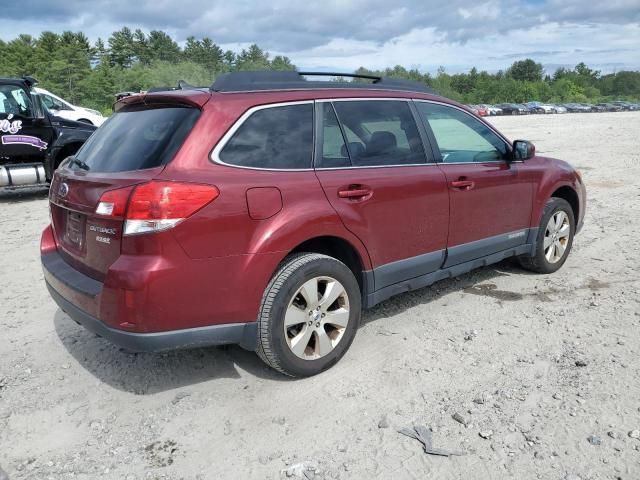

{"left": 42, "top": 71, "right": 586, "bottom": 377}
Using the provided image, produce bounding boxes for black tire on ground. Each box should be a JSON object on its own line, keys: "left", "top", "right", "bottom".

{"left": 518, "top": 197, "right": 575, "bottom": 274}
{"left": 256, "top": 253, "right": 362, "bottom": 377}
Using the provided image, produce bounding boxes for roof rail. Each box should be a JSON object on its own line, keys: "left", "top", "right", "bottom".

{"left": 210, "top": 71, "right": 434, "bottom": 94}
{"left": 298, "top": 71, "right": 383, "bottom": 81}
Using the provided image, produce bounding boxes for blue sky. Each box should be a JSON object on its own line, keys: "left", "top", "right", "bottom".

{"left": 2, "top": 0, "right": 639, "bottom": 74}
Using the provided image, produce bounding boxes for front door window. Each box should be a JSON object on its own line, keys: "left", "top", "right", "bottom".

{"left": 415, "top": 102, "right": 507, "bottom": 163}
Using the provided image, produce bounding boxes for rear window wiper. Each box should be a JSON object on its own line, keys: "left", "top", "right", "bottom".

{"left": 68, "top": 156, "right": 90, "bottom": 171}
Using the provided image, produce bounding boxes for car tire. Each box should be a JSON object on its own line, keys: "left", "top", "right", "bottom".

{"left": 77, "top": 119, "right": 93, "bottom": 125}
{"left": 518, "top": 197, "right": 575, "bottom": 274}
{"left": 256, "top": 253, "right": 361, "bottom": 377}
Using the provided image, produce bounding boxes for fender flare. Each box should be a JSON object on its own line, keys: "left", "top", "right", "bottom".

{"left": 531, "top": 179, "right": 580, "bottom": 227}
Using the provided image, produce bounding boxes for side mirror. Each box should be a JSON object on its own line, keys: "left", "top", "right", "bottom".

{"left": 30, "top": 92, "right": 47, "bottom": 121}
{"left": 513, "top": 140, "right": 535, "bottom": 160}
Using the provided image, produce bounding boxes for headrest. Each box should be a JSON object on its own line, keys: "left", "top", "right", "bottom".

{"left": 367, "top": 131, "right": 397, "bottom": 155}
{"left": 340, "top": 142, "right": 365, "bottom": 158}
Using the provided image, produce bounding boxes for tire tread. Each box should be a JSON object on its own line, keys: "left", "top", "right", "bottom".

{"left": 518, "top": 197, "right": 574, "bottom": 274}
{"left": 256, "top": 253, "right": 344, "bottom": 376}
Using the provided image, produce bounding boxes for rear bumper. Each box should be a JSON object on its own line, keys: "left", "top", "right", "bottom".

{"left": 43, "top": 249, "right": 257, "bottom": 352}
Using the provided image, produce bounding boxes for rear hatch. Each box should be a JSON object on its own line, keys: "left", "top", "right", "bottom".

{"left": 49, "top": 103, "right": 201, "bottom": 280}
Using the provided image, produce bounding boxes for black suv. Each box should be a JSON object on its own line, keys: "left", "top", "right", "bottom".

{"left": 0, "top": 76, "right": 96, "bottom": 188}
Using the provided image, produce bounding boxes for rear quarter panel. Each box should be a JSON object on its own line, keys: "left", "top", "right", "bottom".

{"left": 154, "top": 96, "right": 372, "bottom": 325}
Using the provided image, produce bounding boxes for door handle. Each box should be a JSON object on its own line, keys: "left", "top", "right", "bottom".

{"left": 338, "top": 185, "right": 372, "bottom": 200}
{"left": 450, "top": 180, "right": 475, "bottom": 190}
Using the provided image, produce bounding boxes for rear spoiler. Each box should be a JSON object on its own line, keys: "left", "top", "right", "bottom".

{"left": 114, "top": 81, "right": 211, "bottom": 112}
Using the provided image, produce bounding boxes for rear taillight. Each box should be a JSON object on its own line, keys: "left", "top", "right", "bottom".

{"left": 96, "top": 186, "right": 134, "bottom": 218}
{"left": 96, "top": 181, "right": 219, "bottom": 236}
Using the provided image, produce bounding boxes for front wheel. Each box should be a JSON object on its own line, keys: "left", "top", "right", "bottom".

{"left": 518, "top": 197, "right": 575, "bottom": 274}
{"left": 256, "top": 253, "right": 361, "bottom": 377}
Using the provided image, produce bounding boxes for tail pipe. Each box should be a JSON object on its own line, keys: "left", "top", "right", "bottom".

{"left": 0, "top": 163, "right": 47, "bottom": 187}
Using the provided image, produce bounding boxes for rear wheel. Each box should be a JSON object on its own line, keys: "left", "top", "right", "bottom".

{"left": 256, "top": 253, "right": 361, "bottom": 377}
{"left": 518, "top": 197, "right": 575, "bottom": 273}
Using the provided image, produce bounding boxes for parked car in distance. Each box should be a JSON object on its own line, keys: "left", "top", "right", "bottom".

{"left": 484, "top": 104, "right": 503, "bottom": 115}
{"left": 516, "top": 104, "right": 532, "bottom": 114}
{"left": 495, "top": 103, "right": 527, "bottom": 115}
{"left": 610, "top": 101, "right": 638, "bottom": 111}
{"left": 597, "top": 103, "right": 623, "bottom": 112}
{"left": 526, "top": 102, "right": 556, "bottom": 114}
{"left": 466, "top": 104, "right": 480, "bottom": 115}
{"left": 552, "top": 104, "right": 567, "bottom": 114}
{"left": 41, "top": 71, "right": 586, "bottom": 377}
{"left": 34, "top": 87, "right": 106, "bottom": 126}
{"left": 560, "top": 103, "right": 582, "bottom": 113}
{"left": 473, "top": 104, "right": 489, "bottom": 116}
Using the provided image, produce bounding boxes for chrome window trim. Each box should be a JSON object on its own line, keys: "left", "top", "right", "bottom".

{"left": 314, "top": 163, "right": 439, "bottom": 171}
{"left": 316, "top": 97, "right": 412, "bottom": 103}
{"left": 210, "top": 100, "right": 315, "bottom": 172}
{"left": 210, "top": 97, "right": 518, "bottom": 172}
{"left": 412, "top": 98, "right": 513, "bottom": 163}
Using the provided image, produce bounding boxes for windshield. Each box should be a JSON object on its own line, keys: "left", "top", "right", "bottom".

{"left": 73, "top": 105, "right": 200, "bottom": 172}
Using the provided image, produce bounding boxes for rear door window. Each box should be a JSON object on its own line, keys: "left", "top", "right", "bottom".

{"left": 318, "top": 103, "right": 351, "bottom": 168}
{"left": 217, "top": 103, "right": 313, "bottom": 169}
{"left": 330, "top": 100, "right": 427, "bottom": 167}
{"left": 73, "top": 106, "right": 200, "bottom": 172}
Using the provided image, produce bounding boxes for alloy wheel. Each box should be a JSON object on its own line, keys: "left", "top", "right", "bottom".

{"left": 544, "top": 211, "right": 571, "bottom": 263}
{"left": 283, "top": 276, "right": 350, "bottom": 360}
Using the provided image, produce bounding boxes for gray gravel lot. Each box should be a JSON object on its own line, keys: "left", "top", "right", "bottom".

{"left": 1, "top": 112, "right": 639, "bottom": 479}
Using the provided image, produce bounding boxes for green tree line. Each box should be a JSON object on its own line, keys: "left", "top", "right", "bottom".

{"left": 0, "top": 28, "right": 295, "bottom": 114}
{"left": 355, "top": 59, "right": 640, "bottom": 105}
{"left": 1, "top": 29, "right": 639, "bottom": 114}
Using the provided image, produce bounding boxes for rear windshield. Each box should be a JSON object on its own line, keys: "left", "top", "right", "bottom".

{"left": 73, "top": 106, "right": 200, "bottom": 172}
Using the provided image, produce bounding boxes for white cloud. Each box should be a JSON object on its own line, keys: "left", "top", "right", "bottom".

{"left": 288, "top": 22, "right": 640, "bottom": 74}
{"left": 458, "top": 2, "right": 501, "bottom": 21}
{"left": 1, "top": 1, "right": 639, "bottom": 73}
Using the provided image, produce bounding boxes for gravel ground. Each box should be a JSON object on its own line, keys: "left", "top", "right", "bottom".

{"left": 1, "top": 112, "right": 639, "bottom": 480}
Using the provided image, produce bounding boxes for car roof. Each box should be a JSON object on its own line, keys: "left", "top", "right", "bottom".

{"left": 210, "top": 71, "right": 435, "bottom": 94}
{"left": 0, "top": 77, "right": 35, "bottom": 89}
{"left": 120, "top": 71, "right": 459, "bottom": 111}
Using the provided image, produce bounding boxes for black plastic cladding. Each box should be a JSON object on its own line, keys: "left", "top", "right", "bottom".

{"left": 210, "top": 71, "right": 435, "bottom": 94}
